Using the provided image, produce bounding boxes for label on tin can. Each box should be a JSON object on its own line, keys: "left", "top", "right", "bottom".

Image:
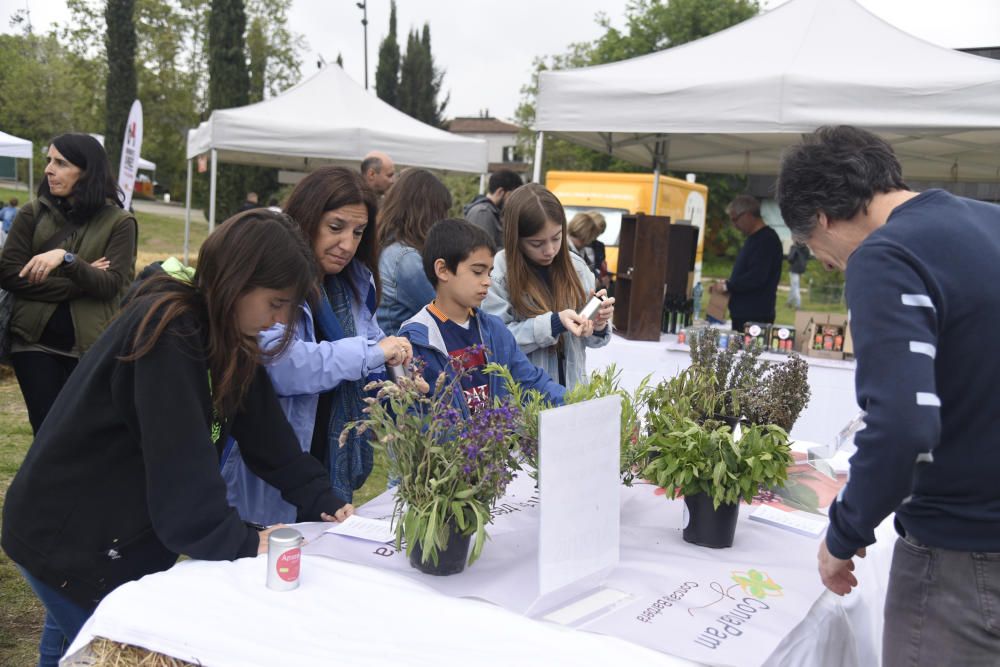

{"left": 276, "top": 548, "right": 301, "bottom": 582}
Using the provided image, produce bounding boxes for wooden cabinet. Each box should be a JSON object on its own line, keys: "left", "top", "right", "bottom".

{"left": 612, "top": 214, "right": 699, "bottom": 341}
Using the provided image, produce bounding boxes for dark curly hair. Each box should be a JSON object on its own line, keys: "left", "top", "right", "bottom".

{"left": 776, "top": 126, "right": 907, "bottom": 241}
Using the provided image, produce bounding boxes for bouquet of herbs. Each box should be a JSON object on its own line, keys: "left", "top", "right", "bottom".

{"left": 347, "top": 355, "right": 524, "bottom": 568}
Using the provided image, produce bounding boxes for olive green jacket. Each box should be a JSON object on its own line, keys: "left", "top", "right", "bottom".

{"left": 0, "top": 196, "right": 137, "bottom": 354}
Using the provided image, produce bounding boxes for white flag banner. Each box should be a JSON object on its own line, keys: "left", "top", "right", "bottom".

{"left": 117, "top": 99, "right": 143, "bottom": 210}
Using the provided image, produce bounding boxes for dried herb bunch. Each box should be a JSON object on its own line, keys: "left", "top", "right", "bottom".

{"left": 688, "top": 327, "right": 810, "bottom": 431}
{"left": 742, "top": 354, "right": 810, "bottom": 431}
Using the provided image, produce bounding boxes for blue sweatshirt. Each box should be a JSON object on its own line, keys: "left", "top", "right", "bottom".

{"left": 727, "top": 225, "right": 783, "bottom": 321}
{"left": 826, "top": 189, "right": 1000, "bottom": 559}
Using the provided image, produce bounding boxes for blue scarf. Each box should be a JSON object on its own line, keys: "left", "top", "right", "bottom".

{"left": 313, "top": 272, "right": 375, "bottom": 502}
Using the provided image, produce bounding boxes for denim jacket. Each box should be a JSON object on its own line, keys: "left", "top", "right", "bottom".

{"left": 221, "top": 261, "right": 386, "bottom": 524}
{"left": 481, "top": 250, "right": 610, "bottom": 390}
{"left": 376, "top": 241, "right": 435, "bottom": 335}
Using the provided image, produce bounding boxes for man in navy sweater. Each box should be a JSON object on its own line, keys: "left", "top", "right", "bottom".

{"left": 778, "top": 126, "right": 1000, "bottom": 665}
{"left": 713, "top": 194, "right": 783, "bottom": 332}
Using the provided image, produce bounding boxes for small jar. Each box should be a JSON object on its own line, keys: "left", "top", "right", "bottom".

{"left": 266, "top": 527, "right": 303, "bottom": 591}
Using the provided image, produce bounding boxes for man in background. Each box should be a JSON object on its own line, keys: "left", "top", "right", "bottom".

{"left": 237, "top": 192, "right": 258, "bottom": 213}
{"left": 712, "top": 194, "right": 783, "bottom": 331}
{"left": 463, "top": 169, "right": 523, "bottom": 249}
{"left": 360, "top": 151, "right": 396, "bottom": 197}
{"left": 786, "top": 241, "right": 810, "bottom": 309}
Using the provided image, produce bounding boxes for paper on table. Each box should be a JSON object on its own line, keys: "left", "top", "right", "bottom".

{"left": 324, "top": 515, "right": 396, "bottom": 543}
{"left": 749, "top": 504, "right": 828, "bottom": 537}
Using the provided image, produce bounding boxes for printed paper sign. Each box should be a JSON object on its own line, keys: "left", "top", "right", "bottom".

{"left": 535, "top": 395, "right": 621, "bottom": 609}
{"left": 324, "top": 515, "right": 396, "bottom": 543}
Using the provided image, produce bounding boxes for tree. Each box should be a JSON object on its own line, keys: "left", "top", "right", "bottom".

{"left": 245, "top": 0, "right": 305, "bottom": 98}
{"left": 208, "top": 0, "right": 251, "bottom": 220}
{"left": 374, "top": 0, "right": 400, "bottom": 107}
{"left": 515, "top": 0, "right": 760, "bottom": 254}
{"left": 398, "top": 23, "right": 447, "bottom": 126}
{"left": 105, "top": 0, "right": 138, "bottom": 174}
{"left": 247, "top": 16, "right": 267, "bottom": 103}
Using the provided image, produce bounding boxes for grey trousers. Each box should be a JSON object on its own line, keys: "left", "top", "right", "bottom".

{"left": 883, "top": 536, "right": 1000, "bottom": 666}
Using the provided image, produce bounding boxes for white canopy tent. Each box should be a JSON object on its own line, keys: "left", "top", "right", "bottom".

{"left": 0, "top": 130, "right": 33, "bottom": 192}
{"left": 535, "top": 0, "right": 1000, "bottom": 190}
{"left": 89, "top": 134, "right": 156, "bottom": 172}
{"left": 184, "top": 64, "right": 488, "bottom": 257}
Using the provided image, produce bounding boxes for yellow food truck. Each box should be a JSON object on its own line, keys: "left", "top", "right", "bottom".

{"left": 546, "top": 171, "right": 709, "bottom": 284}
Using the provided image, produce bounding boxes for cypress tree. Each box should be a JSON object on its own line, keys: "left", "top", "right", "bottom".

{"left": 104, "top": 0, "right": 137, "bottom": 174}
{"left": 397, "top": 29, "right": 421, "bottom": 120}
{"left": 374, "top": 0, "right": 400, "bottom": 107}
{"left": 398, "top": 23, "right": 447, "bottom": 127}
{"left": 208, "top": 0, "right": 251, "bottom": 221}
{"left": 247, "top": 16, "right": 267, "bottom": 104}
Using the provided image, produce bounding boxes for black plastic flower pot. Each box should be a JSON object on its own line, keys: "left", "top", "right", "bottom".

{"left": 683, "top": 493, "right": 739, "bottom": 549}
{"left": 408, "top": 524, "right": 472, "bottom": 576}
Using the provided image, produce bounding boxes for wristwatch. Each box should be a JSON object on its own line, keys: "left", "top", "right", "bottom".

{"left": 62, "top": 252, "right": 76, "bottom": 265}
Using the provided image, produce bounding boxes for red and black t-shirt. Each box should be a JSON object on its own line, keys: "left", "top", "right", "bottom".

{"left": 427, "top": 304, "right": 490, "bottom": 410}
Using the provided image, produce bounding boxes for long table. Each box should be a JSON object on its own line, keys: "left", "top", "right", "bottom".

{"left": 63, "top": 475, "right": 894, "bottom": 667}
{"left": 588, "top": 334, "right": 859, "bottom": 447}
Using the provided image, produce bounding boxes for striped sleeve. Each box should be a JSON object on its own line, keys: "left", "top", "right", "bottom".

{"left": 826, "top": 241, "right": 941, "bottom": 559}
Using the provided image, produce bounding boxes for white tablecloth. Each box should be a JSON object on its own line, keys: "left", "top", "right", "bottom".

{"left": 588, "top": 334, "right": 859, "bottom": 446}
{"left": 63, "top": 495, "right": 894, "bottom": 667}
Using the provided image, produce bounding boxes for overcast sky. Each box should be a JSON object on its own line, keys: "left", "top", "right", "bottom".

{"left": 3, "top": 0, "right": 999, "bottom": 121}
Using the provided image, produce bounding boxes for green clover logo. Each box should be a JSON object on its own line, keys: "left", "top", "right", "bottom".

{"left": 731, "top": 569, "right": 783, "bottom": 599}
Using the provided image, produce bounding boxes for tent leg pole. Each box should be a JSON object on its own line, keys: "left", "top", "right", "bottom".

{"left": 651, "top": 164, "right": 661, "bottom": 215}
{"left": 532, "top": 132, "right": 544, "bottom": 184}
{"left": 28, "top": 156, "right": 33, "bottom": 194}
{"left": 184, "top": 159, "right": 193, "bottom": 265}
{"left": 478, "top": 173, "right": 487, "bottom": 195}
{"left": 209, "top": 149, "right": 218, "bottom": 234}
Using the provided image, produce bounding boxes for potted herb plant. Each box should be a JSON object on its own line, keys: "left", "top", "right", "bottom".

{"left": 347, "top": 364, "right": 524, "bottom": 575}
{"left": 625, "top": 369, "right": 795, "bottom": 548}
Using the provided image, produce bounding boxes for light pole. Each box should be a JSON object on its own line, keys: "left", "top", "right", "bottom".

{"left": 356, "top": 1, "right": 368, "bottom": 89}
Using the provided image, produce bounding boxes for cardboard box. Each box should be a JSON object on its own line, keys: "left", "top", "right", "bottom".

{"left": 793, "top": 310, "right": 850, "bottom": 360}
{"left": 706, "top": 288, "right": 730, "bottom": 322}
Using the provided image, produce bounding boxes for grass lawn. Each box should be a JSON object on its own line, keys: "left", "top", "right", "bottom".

{"left": 0, "top": 188, "right": 388, "bottom": 665}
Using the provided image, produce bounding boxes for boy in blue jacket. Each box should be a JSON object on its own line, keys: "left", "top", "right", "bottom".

{"left": 399, "top": 218, "right": 565, "bottom": 412}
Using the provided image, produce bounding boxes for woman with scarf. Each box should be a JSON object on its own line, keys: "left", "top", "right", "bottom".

{"left": 0, "top": 133, "right": 137, "bottom": 434}
{"left": 221, "top": 166, "right": 412, "bottom": 525}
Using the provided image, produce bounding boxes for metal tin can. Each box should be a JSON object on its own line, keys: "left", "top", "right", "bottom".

{"left": 266, "top": 527, "right": 303, "bottom": 591}
{"left": 718, "top": 333, "right": 729, "bottom": 349}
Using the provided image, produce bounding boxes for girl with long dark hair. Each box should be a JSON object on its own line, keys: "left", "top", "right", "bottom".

{"left": 0, "top": 133, "right": 138, "bottom": 433}
{"left": 1, "top": 211, "right": 354, "bottom": 667}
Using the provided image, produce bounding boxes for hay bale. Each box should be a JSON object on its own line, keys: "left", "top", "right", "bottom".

{"left": 87, "top": 637, "right": 198, "bottom": 666}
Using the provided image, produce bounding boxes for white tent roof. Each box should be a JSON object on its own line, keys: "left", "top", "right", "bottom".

{"left": 536, "top": 0, "right": 1000, "bottom": 182}
{"left": 0, "top": 130, "right": 32, "bottom": 159}
{"left": 89, "top": 134, "right": 156, "bottom": 171}
{"left": 186, "top": 65, "right": 488, "bottom": 174}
